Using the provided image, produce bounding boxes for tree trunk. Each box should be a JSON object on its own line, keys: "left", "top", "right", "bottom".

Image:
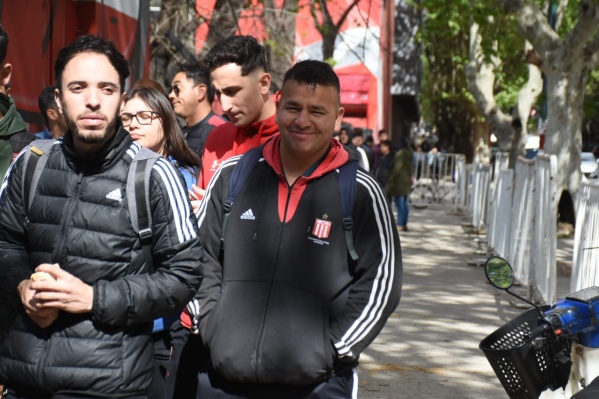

{"left": 201, "top": 0, "right": 245, "bottom": 56}
{"left": 465, "top": 22, "right": 542, "bottom": 168}
{"left": 513, "top": 44, "right": 543, "bottom": 166}
{"left": 321, "top": 31, "right": 337, "bottom": 61}
{"left": 498, "top": 0, "right": 599, "bottom": 198}
{"left": 543, "top": 65, "right": 586, "bottom": 196}
{"left": 310, "top": 0, "right": 359, "bottom": 61}
{"left": 263, "top": 0, "right": 297, "bottom": 90}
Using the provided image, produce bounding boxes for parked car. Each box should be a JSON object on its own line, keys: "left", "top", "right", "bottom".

{"left": 581, "top": 152, "right": 599, "bottom": 178}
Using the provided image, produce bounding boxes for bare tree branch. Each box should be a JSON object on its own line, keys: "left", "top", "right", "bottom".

{"left": 309, "top": 0, "right": 325, "bottom": 32}
{"left": 335, "top": 0, "right": 361, "bottom": 30}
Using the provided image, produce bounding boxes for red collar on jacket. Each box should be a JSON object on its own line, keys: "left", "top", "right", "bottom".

{"left": 262, "top": 136, "right": 349, "bottom": 178}
{"left": 232, "top": 114, "right": 279, "bottom": 155}
{"left": 262, "top": 136, "right": 350, "bottom": 222}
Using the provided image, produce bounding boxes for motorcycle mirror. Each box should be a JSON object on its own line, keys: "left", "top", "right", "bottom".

{"left": 484, "top": 256, "right": 515, "bottom": 290}
{"left": 484, "top": 256, "right": 546, "bottom": 320}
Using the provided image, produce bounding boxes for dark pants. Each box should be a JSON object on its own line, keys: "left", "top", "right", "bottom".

{"left": 164, "top": 321, "right": 209, "bottom": 399}
{"left": 4, "top": 391, "right": 146, "bottom": 399}
{"left": 394, "top": 195, "right": 409, "bottom": 227}
{"left": 148, "top": 330, "right": 171, "bottom": 399}
{"left": 196, "top": 368, "right": 357, "bottom": 399}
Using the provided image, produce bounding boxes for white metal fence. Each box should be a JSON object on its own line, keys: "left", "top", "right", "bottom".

{"left": 509, "top": 157, "right": 536, "bottom": 289}
{"left": 475, "top": 153, "right": 559, "bottom": 304}
{"left": 487, "top": 168, "right": 513, "bottom": 259}
{"left": 533, "top": 154, "right": 558, "bottom": 304}
{"left": 410, "top": 153, "right": 467, "bottom": 213}
{"left": 455, "top": 156, "right": 468, "bottom": 212}
{"left": 571, "top": 181, "right": 599, "bottom": 291}
{"left": 471, "top": 164, "right": 491, "bottom": 231}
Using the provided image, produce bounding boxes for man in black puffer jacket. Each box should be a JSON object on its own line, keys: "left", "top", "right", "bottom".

{"left": 0, "top": 35, "right": 203, "bottom": 399}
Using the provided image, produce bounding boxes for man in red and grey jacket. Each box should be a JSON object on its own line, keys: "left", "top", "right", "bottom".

{"left": 167, "top": 35, "right": 279, "bottom": 399}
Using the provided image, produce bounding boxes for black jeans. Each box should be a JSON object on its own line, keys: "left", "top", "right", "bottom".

{"left": 164, "top": 321, "right": 209, "bottom": 399}
{"left": 147, "top": 329, "right": 172, "bottom": 399}
{"left": 4, "top": 391, "right": 147, "bottom": 399}
{"left": 195, "top": 368, "right": 357, "bottom": 399}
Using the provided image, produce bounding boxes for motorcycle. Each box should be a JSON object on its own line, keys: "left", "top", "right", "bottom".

{"left": 480, "top": 256, "right": 599, "bottom": 399}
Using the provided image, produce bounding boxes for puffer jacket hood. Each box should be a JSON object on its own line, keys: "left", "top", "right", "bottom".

{"left": 61, "top": 122, "right": 132, "bottom": 171}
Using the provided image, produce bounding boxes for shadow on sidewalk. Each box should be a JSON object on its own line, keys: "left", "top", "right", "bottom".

{"left": 359, "top": 205, "right": 572, "bottom": 399}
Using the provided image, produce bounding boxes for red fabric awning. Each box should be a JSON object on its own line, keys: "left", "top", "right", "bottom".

{"left": 339, "top": 74, "right": 370, "bottom": 105}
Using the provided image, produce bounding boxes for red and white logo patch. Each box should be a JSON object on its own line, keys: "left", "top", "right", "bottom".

{"left": 312, "top": 218, "right": 332, "bottom": 239}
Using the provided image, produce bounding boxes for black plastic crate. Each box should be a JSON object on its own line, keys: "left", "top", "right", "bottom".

{"left": 480, "top": 307, "right": 572, "bottom": 399}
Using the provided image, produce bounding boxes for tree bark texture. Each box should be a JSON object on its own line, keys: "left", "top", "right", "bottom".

{"left": 263, "top": 0, "right": 297, "bottom": 90}
{"left": 466, "top": 22, "right": 543, "bottom": 168}
{"left": 498, "top": 0, "right": 599, "bottom": 196}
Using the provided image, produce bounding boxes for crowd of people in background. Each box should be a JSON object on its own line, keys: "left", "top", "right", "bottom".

{"left": 333, "top": 124, "right": 445, "bottom": 232}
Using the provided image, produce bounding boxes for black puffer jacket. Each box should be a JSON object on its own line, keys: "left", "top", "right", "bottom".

{"left": 0, "top": 128, "right": 203, "bottom": 396}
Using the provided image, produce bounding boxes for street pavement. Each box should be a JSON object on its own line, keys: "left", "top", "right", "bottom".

{"left": 358, "top": 204, "right": 574, "bottom": 398}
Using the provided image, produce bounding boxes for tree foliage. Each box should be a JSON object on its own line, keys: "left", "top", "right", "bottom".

{"left": 496, "top": 0, "right": 599, "bottom": 195}
{"left": 417, "top": 0, "right": 599, "bottom": 169}
{"left": 418, "top": 0, "right": 529, "bottom": 157}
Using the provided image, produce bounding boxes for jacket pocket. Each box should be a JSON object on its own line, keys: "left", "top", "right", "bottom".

{"left": 256, "top": 284, "right": 333, "bottom": 384}
{"left": 202, "top": 294, "right": 223, "bottom": 346}
{"left": 0, "top": 313, "right": 51, "bottom": 391}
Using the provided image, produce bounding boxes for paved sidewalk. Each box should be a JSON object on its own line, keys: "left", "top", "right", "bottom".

{"left": 358, "top": 205, "right": 574, "bottom": 398}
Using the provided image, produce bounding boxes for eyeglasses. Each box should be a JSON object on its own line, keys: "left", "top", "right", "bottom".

{"left": 170, "top": 85, "right": 180, "bottom": 96}
{"left": 120, "top": 111, "right": 158, "bottom": 127}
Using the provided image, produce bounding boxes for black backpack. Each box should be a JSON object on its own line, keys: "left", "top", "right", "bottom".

{"left": 220, "top": 146, "right": 359, "bottom": 261}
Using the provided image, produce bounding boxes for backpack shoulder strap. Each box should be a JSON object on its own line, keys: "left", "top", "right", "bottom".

{"left": 221, "top": 146, "right": 264, "bottom": 250}
{"left": 126, "top": 146, "right": 161, "bottom": 273}
{"left": 339, "top": 160, "right": 359, "bottom": 261}
{"left": 22, "top": 140, "right": 54, "bottom": 214}
{"left": 218, "top": 147, "right": 358, "bottom": 261}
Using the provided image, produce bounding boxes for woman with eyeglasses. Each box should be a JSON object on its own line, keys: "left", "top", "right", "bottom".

{"left": 120, "top": 86, "right": 200, "bottom": 399}
{"left": 121, "top": 86, "right": 200, "bottom": 191}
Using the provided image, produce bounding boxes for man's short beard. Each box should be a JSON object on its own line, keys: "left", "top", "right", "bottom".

{"left": 64, "top": 110, "right": 118, "bottom": 144}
